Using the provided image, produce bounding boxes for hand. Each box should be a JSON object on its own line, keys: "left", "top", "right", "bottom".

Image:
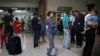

{"left": 87, "top": 21, "right": 97, "bottom": 26}
{"left": 68, "top": 28, "right": 70, "bottom": 32}
{"left": 10, "top": 22, "right": 13, "bottom": 26}
{"left": 17, "top": 24, "right": 20, "bottom": 27}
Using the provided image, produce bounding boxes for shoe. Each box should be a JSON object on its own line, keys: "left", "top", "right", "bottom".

{"left": 38, "top": 41, "right": 41, "bottom": 43}
{"left": 67, "top": 48, "right": 71, "bottom": 50}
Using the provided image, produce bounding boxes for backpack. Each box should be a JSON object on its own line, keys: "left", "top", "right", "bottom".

{"left": 73, "top": 16, "right": 84, "bottom": 31}
{"left": 57, "top": 20, "right": 63, "bottom": 33}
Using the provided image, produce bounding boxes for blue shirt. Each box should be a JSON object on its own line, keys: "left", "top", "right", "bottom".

{"left": 46, "top": 18, "right": 57, "bottom": 34}
{"left": 88, "top": 16, "right": 98, "bottom": 22}
{"left": 87, "top": 15, "right": 98, "bottom": 28}
{"left": 62, "top": 16, "right": 70, "bottom": 29}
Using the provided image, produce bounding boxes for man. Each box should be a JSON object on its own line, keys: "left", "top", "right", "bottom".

{"left": 83, "top": 3, "right": 98, "bottom": 56}
{"left": 4, "top": 9, "right": 14, "bottom": 42}
{"left": 62, "top": 13, "right": 71, "bottom": 50}
{"left": 32, "top": 13, "right": 41, "bottom": 48}
{"left": 72, "top": 10, "right": 84, "bottom": 48}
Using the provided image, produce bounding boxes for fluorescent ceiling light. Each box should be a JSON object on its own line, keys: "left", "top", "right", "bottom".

{"left": 12, "top": 8, "right": 17, "bottom": 10}
{"left": 15, "top": 10, "right": 27, "bottom": 13}
{"left": 0, "top": 10, "right": 3, "bottom": 12}
{"left": 15, "top": 10, "right": 22, "bottom": 13}
{"left": 23, "top": 10, "right": 27, "bottom": 12}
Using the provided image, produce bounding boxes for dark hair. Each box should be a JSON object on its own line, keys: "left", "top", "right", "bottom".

{"left": 47, "top": 11, "right": 56, "bottom": 17}
{"left": 74, "top": 10, "right": 80, "bottom": 14}
{"left": 72, "top": 11, "right": 75, "bottom": 13}
{"left": 8, "top": 8, "right": 13, "bottom": 13}
{"left": 86, "top": 3, "right": 96, "bottom": 11}
{"left": 92, "top": 10, "right": 98, "bottom": 14}
{"left": 15, "top": 17, "right": 19, "bottom": 20}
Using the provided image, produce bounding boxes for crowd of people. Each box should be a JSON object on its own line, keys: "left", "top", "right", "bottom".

{"left": 0, "top": 3, "right": 99, "bottom": 56}
{"left": 44, "top": 3, "right": 99, "bottom": 56}
{"left": 0, "top": 9, "right": 25, "bottom": 49}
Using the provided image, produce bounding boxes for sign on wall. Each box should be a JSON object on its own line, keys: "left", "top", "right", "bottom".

{"left": 57, "top": 7, "right": 72, "bottom": 12}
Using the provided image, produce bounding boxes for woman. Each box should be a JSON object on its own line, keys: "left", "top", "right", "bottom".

{"left": 46, "top": 11, "right": 57, "bottom": 56}
{"left": 83, "top": 3, "right": 98, "bottom": 56}
{"left": 14, "top": 17, "right": 21, "bottom": 35}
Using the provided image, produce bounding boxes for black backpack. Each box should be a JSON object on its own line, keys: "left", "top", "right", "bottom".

{"left": 73, "top": 16, "right": 84, "bottom": 31}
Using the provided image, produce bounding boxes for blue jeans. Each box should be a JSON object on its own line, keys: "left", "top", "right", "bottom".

{"left": 63, "top": 29, "right": 71, "bottom": 49}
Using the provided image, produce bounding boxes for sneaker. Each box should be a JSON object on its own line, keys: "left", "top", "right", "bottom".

{"left": 67, "top": 48, "right": 71, "bottom": 50}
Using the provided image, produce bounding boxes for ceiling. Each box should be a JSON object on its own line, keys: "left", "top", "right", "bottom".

{"left": 0, "top": 0, "right": 40, "bottom": 3}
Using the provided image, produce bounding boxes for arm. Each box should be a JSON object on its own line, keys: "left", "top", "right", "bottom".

{"left": 9, "top": 15, "right": 13, "bottom": 26}
{"left": 87, "top": 16, "right": 98, "bottom": 27}
{"left": 87, "top": 21, "right": 98, "bottom": 26}
{"left": 48, "top": 19, "right": 55, "bottom": 28}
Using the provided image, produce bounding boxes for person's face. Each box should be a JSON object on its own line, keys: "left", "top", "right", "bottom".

{"left": 92, "top": 7, "right": 96, "bottom": 11}
{"left": 74, "top": 12, "right": 79, "bottom": 17}
{"left": 63, "top": 13, "right": 66, "bottom": 16}
{"left": 91, "top": 11, "right": 96, "bottom": 16}
{"left": 50, "top": 12, "right": 55, "bottom": 18}
{"left": 72, "top": 12, "right": 75, "bottom": 16}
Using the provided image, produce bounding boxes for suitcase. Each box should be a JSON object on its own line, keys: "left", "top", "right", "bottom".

{"left": 6, "top": 35, "right": 22, "bottom": 55}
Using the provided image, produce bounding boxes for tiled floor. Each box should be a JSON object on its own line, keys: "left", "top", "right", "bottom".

{"left": 0, "top": 33, "right": 100, "bottom": 56}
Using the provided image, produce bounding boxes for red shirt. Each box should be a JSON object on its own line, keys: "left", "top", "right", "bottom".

{"left": 14, "top": 20, "right": 21, "bottom": 33}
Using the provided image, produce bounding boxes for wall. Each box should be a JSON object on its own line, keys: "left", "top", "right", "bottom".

{"left": 0, "top": 2, "right": 38, "bottom": 7}
{"left": 38, "top": 0, "right": 47, "bottom": 18}
{"left": 47, "top": 0, "right": 98, "bottom": 13}
{"left": 39, "top": 0, "right": 45, "bottom": 14}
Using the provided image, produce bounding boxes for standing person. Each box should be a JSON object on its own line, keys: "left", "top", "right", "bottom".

{"left": 0, "top": 18, "right": 6, "bottom": 49}
{"left": 46, "top": 11, "right": 57, "bottom": 56}
{"left": 40, "top": 15, "right": 46, "bottom": 42}
{"left": 14, "top": 17, "right": 21, "bottom": 35}
{"left": 72, "top": 10, "right": 84, "bottom": 48}
{"left": 32, "top": 13, "right": 41, "bottom": 48}
{"left": 83, "top": 3, "right": 98, "bottom": 56}
{"left": 70, "top": 11, "right": 76, "bottom": 43}
{"left": 4, "top": 9, "right": 14, "bottom": 43}
{"left": 62, "top": 13, "right": 71, "bottom": 50}
{"left": 21, "top": 19, "right": 25, "bottom": 32}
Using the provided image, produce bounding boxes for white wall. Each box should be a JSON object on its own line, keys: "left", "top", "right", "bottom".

{"left": 0, "top": 2, "right": 38, "bottom": 7}
{"left": 47, "top": 0, "right": 98, "bottom": 12}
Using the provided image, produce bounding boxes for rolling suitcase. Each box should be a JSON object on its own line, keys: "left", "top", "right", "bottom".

{"left": 6, "top": 35, "right": 22, "bottom": 55}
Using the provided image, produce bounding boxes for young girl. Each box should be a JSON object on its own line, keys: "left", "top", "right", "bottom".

{"left": 14, "top": 17, "right": 21, "bottom": 35}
